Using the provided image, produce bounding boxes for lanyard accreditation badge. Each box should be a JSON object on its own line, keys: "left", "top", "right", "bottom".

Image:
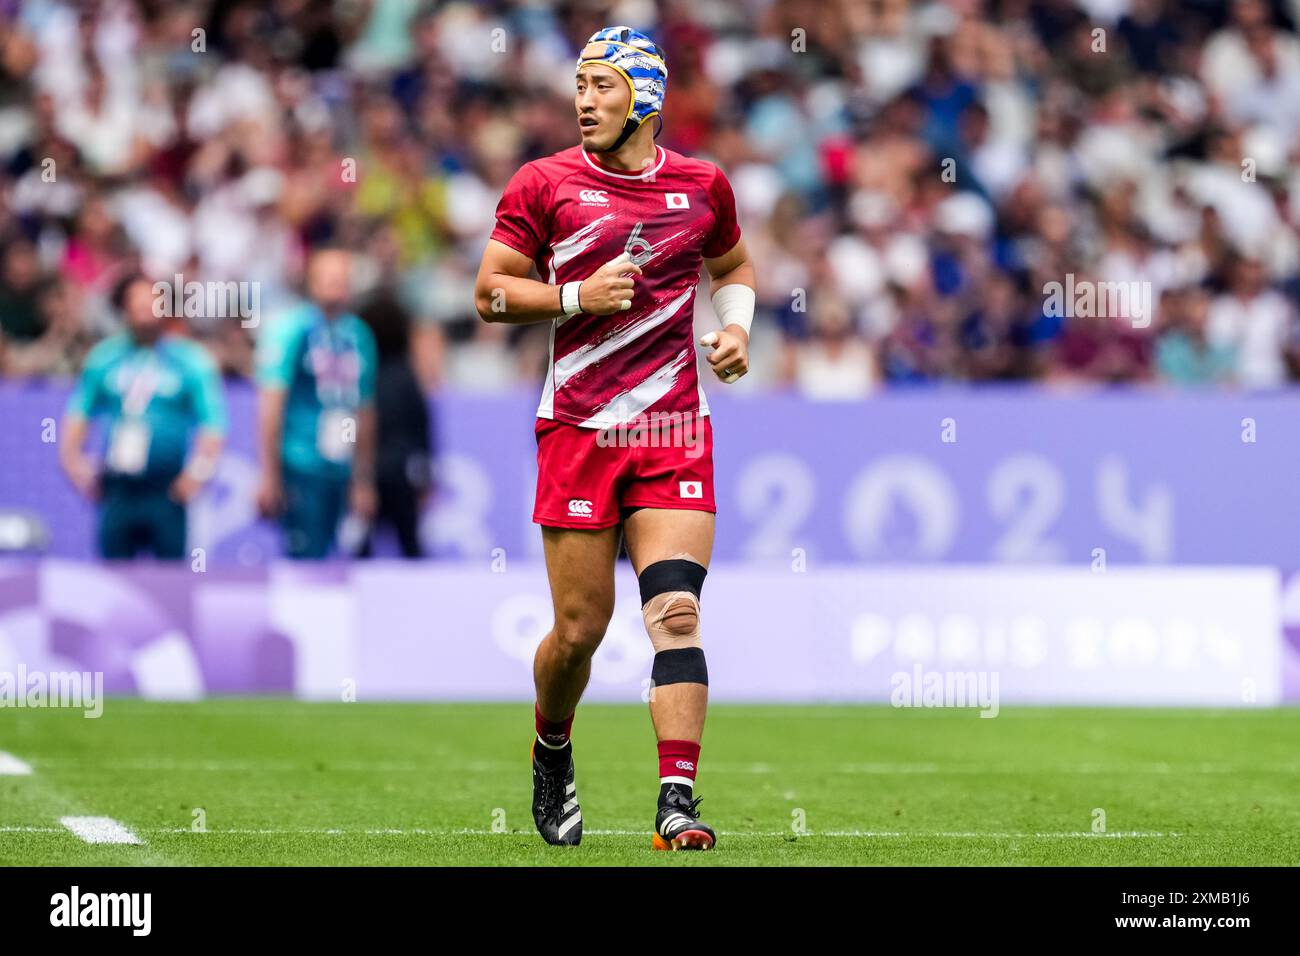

{"left": 317, "top": 407, "right": 354, "bottom": 463}
{"left": 309, "top": 323, "right": 359, "bottom": 464}
{"left": 106, "top": 351, "right": 159, "bottom": 475}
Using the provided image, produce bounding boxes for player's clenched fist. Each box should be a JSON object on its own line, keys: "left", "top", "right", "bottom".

{"left": 699, "top": 326, "right": 749, "bottom": 384}
{"left": 578, "top": 253, "right": 643, "bottom": 314}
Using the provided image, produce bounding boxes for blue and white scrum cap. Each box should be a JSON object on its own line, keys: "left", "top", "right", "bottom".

{"left": 576, "top": 25, "right": 667, "bottom": 151}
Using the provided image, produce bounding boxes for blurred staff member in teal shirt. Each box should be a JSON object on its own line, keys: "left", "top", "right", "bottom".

{"left": 59, "top": 273, "right": 227, "bottom": 559}
{"left": 255, "top": 248, "right": 378, "bottom": 559}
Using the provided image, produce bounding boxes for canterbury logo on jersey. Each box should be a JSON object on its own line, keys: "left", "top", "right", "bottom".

{"left": 567, "top": 499, "right": 593, "bottom": 516}
{"left": 579, "top": 189, "right": 609, "bottom": 205}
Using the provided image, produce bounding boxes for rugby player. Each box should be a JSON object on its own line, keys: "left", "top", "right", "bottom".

{"left": 474, "top": 26, "right": 756, "bottom": 850}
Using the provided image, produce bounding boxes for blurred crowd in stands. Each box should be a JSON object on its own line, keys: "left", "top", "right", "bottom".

{"left": 4, "top": 0, "right": 1300, "bottom": 397}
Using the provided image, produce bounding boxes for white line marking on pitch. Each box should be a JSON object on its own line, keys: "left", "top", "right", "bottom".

{"left": 33, "top": 758, "right": 1299, "bottom": 776}
{"left": 59, "top": 816, "right": 143, "bottom": 845}
{"left": 0, "top": 752, "right": 33, "bottom": 775}
{"left": 462, "top": 828, "right": 1181, "bottom": 839}
{"left": 0, "top": 825, "right": 1179, "bottom": 839}
{"left": 106, "top": 826, "right": 1177, "bottom": 839}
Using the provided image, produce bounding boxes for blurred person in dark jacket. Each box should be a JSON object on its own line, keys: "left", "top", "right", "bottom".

{"left": 0, "top": 236, "right": 45, "bottom": 343}
{"left": 1, "top": 277, "right": 95, "bottom": 378}
{"left": 354, "top": 289, "right": 433, "bottom": 558}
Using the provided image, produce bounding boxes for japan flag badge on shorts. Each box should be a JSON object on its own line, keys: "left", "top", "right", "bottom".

{"left": 665, "top": 193, "right": 689, "bottom": 209}
{"left": 679, "top": 480, "right": 702, "bottom": 499}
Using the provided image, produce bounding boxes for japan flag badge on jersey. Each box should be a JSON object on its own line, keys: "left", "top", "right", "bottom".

{"left": 679, "top": 480, "right": 702, "bottom": 499}
{"left": 665, "top": 193, "right": 689, "bottom": 209}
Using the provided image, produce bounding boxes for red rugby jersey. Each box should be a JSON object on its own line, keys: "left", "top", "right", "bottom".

{"left": 489, "top": 144, "right": 742, "bottom": 428}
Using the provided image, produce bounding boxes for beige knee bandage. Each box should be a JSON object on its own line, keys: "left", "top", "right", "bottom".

{"left": 643, "top": 589, "right": 702, "bottom": 652}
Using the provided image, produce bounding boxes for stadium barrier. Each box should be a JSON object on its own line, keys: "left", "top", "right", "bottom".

{"left": 2, "top": 383, "right": 1299, "bottom": 565}
{"left": 0, "top": 560, "right": 1292, "bottom": 705}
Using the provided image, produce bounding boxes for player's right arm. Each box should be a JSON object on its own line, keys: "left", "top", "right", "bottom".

{"left": 474, "top": 239, "right": 565, "bottom": 324}
{"left": 475, "top": 161, "right": 640, "bottom": 323}
{"left": 474, "top": 241, "right": 641, "bottom": 323}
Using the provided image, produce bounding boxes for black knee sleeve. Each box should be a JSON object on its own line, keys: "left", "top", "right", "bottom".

{"left": 641, "top": 560, "right": 708, "bottom": 686}
{"left": 637, "top": 558, "right": 706, "bottom": 606}
{"left": 651, "top": 647, "right": 708, "bottom": 687}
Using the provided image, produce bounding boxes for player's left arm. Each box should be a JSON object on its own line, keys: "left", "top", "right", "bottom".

{"left": 700, "top": 237, "right": 757, "bottom": 384}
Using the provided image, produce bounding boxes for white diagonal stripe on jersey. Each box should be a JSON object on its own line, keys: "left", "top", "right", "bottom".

{"left": 554, "top": 287, "right": 693, "bottom": 390}
{"left": 631, "top": 229, "right": 687, "bottom": 268}
{"left": 579, "top": 348, "right": 693, "bottom": 427}
{"left": 550, "top": 213, "right": 616, "bottom": 272}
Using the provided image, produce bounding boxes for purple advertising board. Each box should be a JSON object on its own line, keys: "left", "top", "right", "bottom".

{"left": 2, "top": 383, "right": 1299, "bottom": 567}
{"left": 0, "top": 560, "right": 1294, "bottom": 704}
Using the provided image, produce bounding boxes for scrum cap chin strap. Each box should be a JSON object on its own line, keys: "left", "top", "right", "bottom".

{"left": 605, "top": 114, "right": 663, "bottom": 153}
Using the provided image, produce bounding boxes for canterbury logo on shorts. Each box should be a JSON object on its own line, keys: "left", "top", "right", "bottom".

{"left": 567, "top": 499, "right": 593, "bottom": 517}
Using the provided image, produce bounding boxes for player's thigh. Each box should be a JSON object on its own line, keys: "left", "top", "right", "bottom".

{"left": 541, "top": 524, "right": 621, "bottom": 643}
{"left": 622, "top": 507, "right": 714, "bottom": 574}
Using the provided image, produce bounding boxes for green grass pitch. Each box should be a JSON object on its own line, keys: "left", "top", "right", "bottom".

{"left": 2, "top": 700, "right": 1297, "bottom": 866}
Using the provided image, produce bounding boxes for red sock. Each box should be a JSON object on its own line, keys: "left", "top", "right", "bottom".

{"left": 657, "top": 739, "right": 700, "bottom": 784}
{"left": 535, "top": 703, "right": 574, "bottom": 748}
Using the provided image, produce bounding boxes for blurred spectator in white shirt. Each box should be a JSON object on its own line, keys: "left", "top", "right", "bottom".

{"left": 1207, "top": 253, "right": 1299, "bottom": 388}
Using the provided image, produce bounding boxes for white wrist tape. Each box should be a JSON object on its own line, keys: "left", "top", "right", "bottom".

{"left": 711, "top": 283, "right": 755, "bottom": 336}
{"left": 560, "top": 280, "right": 583, "bottom": 315}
